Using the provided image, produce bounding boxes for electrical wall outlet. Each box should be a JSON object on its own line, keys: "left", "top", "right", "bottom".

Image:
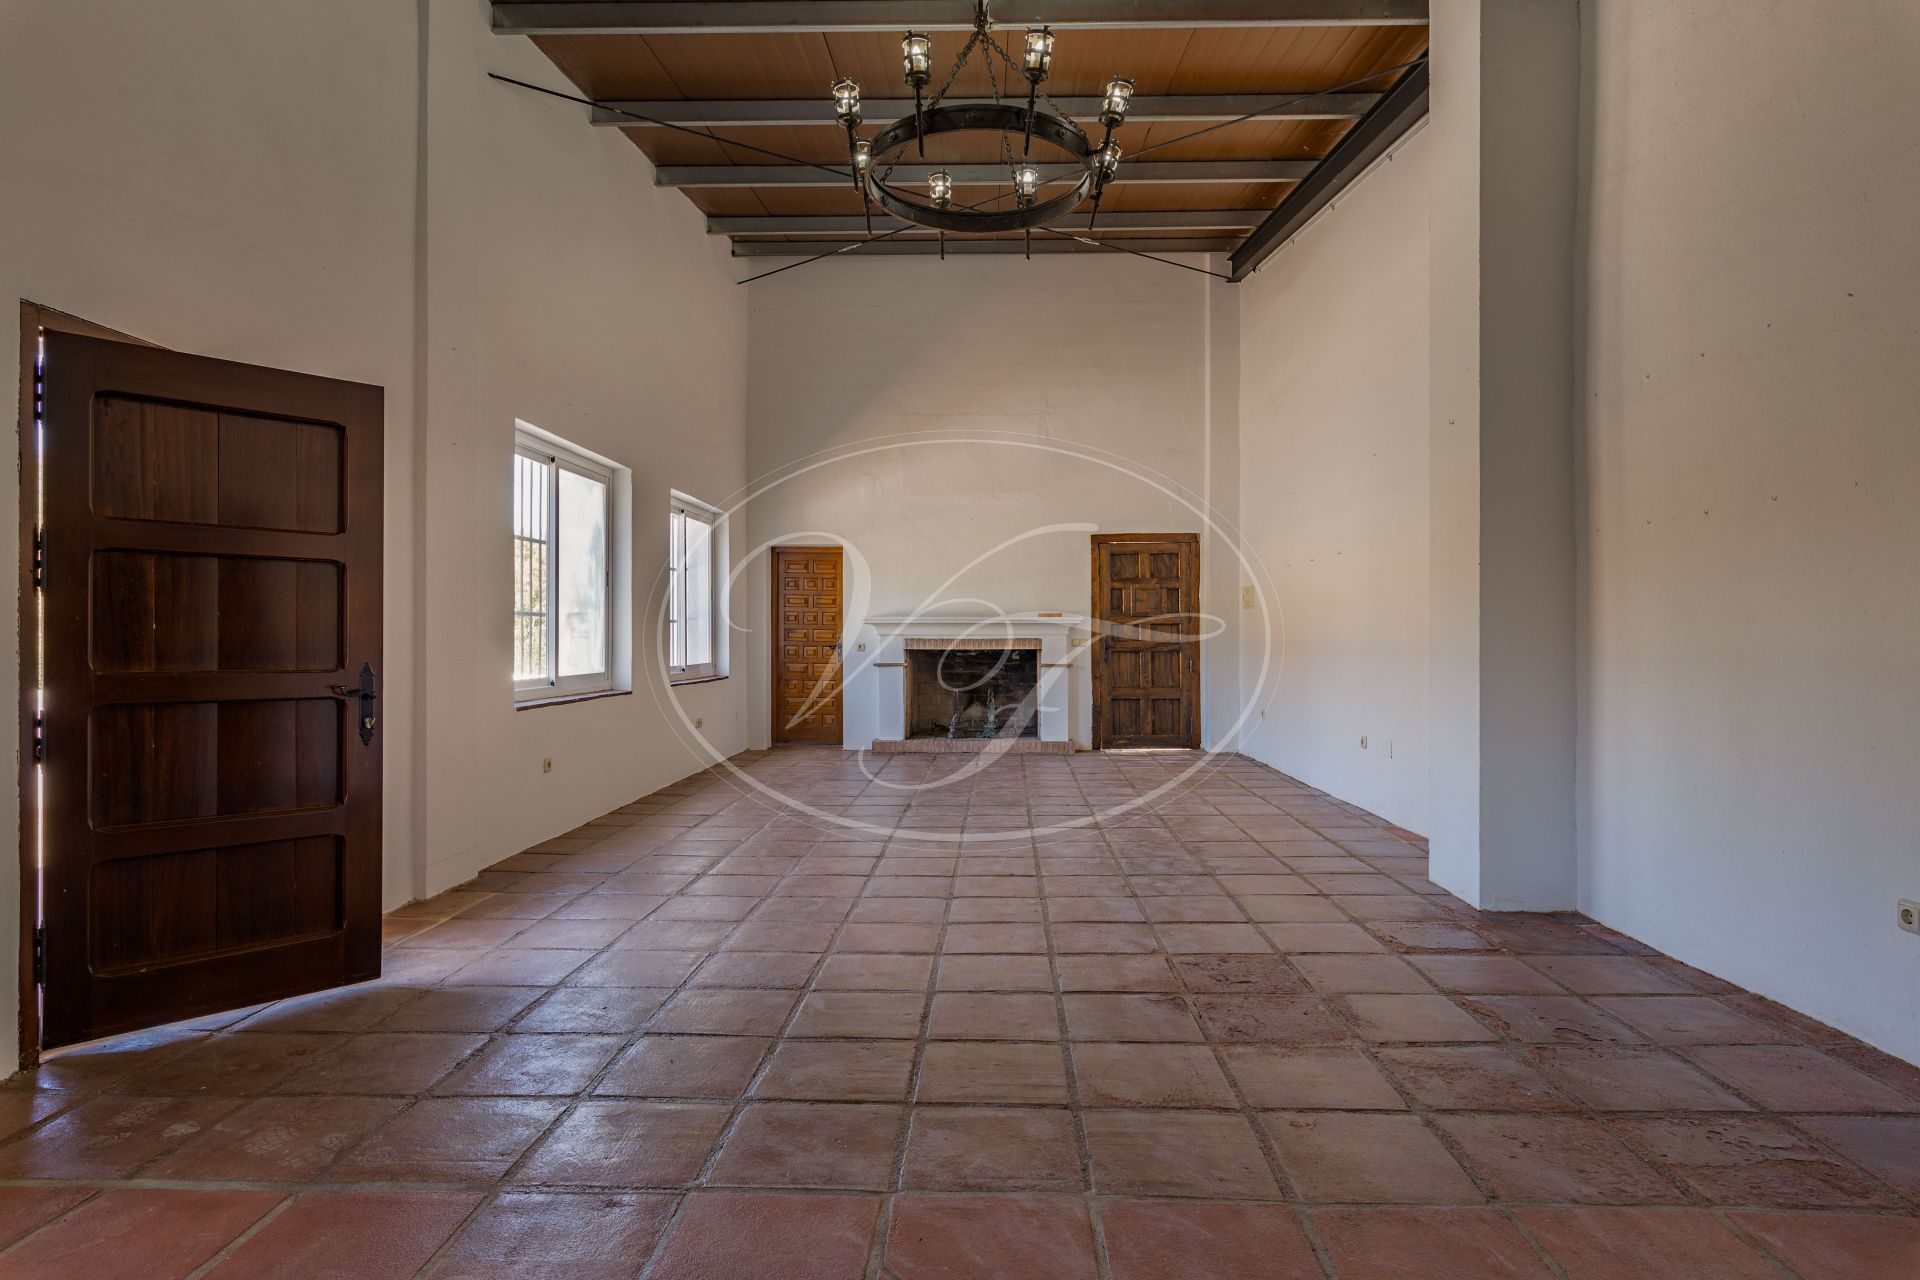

{"left": 1241, "top": 586, "right": 1255, "bottom": 609}
{"left": 1359, "top": 735, "right": 1368, "bottom": 749}
{"left": 542, "top": 757, "right": 553, "bottom": 774}
{"left": 1900, "top": 900, "right": 1920, "bottom": 935}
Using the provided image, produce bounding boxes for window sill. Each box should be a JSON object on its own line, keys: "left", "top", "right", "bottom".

{"left": 669, "top": 674, "right": 730, "bottom": 687}
{"left": 515, "top": 689, "right": 632, "bottom": 711}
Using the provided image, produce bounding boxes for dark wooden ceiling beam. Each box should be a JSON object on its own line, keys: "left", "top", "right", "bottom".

{"left": 713, "top": 210, "right": 1271, "bottom": 235}
{"left": 1229, "top": 58, "right": 1428, "bottom": 282}
{"left": 495, "top": 2, "right": 1429, "bottom": 36}
{"left": 594, "top": 94, "right": 1381, "bottom": 128}
{"left": 658, "top": 160, "right": 1312, "bottom": 187}
{"left": 732, "top": 237, "right": 1241, "bottom": 257}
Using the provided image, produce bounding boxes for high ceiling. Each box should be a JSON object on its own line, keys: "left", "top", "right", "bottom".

{"left": 495, "top": 2, "right": 1429, "bottom": 279}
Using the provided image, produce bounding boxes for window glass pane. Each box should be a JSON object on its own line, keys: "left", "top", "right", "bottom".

{"left": 684, "top": 514, "right": 714, "bottom": 668}
{"left": 556, "top": 468, "right": 608, "bottom": 677}
{"left": 668, "top": 509, "right": 686, "bottom": 669}
{"left": 513, "top": 453, "right": 551, "bottom": 681}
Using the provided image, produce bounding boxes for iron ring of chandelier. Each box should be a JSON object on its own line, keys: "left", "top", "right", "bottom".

{"left": 831, "top": 3, "right": 1135, "bottom": 243}
{"left": 861, "top": 104, "right": 1097, "bottom": 234}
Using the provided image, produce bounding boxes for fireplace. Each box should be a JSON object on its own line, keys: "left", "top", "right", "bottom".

{"left": 906, "top": 644, "right": 1040, "bottom": 740}
{"left": 849, "top": 614, "right": 1082, "bottom": 753}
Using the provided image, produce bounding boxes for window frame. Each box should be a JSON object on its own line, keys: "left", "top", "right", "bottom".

{"left": 668, "top": 491, "right": 723, "bottom": 684}
{"left": 514, "top": 431, "right": 616, "bottom": 702}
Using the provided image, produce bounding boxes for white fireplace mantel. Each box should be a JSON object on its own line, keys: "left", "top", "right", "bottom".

{"left": 842, "top": 613, "right": 1090, "bottom": 749}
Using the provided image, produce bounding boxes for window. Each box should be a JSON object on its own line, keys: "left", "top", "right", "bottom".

{"left": 669, "top": 493, "right": 722, "bottom": 682}
{"left": 514, "top": 429, "right": 616, "bottom": 700}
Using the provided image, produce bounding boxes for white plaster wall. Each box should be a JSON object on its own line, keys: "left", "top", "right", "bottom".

{"left": 0, "top": 0, "right": 749, "bottom": 1067}
{"left": 1426, "top": 0, "right": 1581, "bottom": 911}
{"left": 1424, "top": 1, "right": 1488, "bottom": 897}
{"left": 741, "top": 255, "right": 1239, "bottom": 751}
{"left": 1201, "top": 261, "right": 1245, "bottom": 748}
{"left": 414, "top": 0, "right": 749, "bottom": 899}
{"left": 1234, "top": 129, "right": 1432, "bottom": 834}
{"left": 1578, "top": 1, "right": 1920, "bottom": 1062}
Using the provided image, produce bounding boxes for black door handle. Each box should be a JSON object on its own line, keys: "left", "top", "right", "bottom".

{"left": 334, "top": 663, "right": 378, "bottom": 745}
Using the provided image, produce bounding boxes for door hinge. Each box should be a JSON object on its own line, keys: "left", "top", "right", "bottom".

{"left": 32, "top": 713, "right": 45, "bottom": 763}
{"left": 31, "top": 925, "right": 45, "bottom": 986}
{"left": 31, "top": 528, "right": 45, "bottom": 591}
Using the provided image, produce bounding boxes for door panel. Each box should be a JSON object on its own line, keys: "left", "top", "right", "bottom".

{"left": 1091, "top": 533, "right": 1200, "bottom": 750}
{"left": 772, "top": 547, "right": 843, "bottom": 744}
{"left": 38, "top": 331, "right": 382, "bottom": 1049}
{"left": 90, "top": 700, "right": 342, "bottom": 826}
{"left": 91, "top": 552, "right": 342, "bottom": 672}
{"left": 91, "top": 394, "right": 343, "bottom": 532}
{"left": 89, "top": 836, "right": 341, "bottom": 973}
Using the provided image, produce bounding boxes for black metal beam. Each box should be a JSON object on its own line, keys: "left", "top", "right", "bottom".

{"left": 1229, "top": 58, "right": 1428, "bottom": 282}
{"left": 495, "top": 2, "right": 1429, "bottom": 36}
{"left": 712, "top": 210, "right": 1270, "bottom": 235}
{"left": 732, "top": 237, "right": 1240, "bottom": 257}
{"left": 659, "top": 160, "right": 1312, "bottom": 188}
{"left": 592, "top": 94, "right": 1380, "bottom": 128}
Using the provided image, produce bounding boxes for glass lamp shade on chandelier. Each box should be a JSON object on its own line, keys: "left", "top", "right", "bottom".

{"left": 828, "top": 0, "right": 1134, "bottom": 254}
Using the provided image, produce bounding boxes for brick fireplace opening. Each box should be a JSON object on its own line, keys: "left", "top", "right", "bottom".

{"left": 906, "top": 644, "right": 1040, "bottom": 740}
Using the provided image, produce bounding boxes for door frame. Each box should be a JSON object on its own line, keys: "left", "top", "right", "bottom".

{"left": 16, "top": 302, "right": 160, "bottom": 1067}
{"left": 1089, "top": 532, "right": 1202, "bottom": 751}
{"left": 768, "top": 545, "right": 844, "bottom": 745}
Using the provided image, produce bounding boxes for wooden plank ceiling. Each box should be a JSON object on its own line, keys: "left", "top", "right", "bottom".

{"left": 501, "top": 1, "right": 1429, "bottom": 259}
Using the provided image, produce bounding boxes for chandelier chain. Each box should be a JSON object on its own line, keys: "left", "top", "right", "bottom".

{"left": 925, "top": 3, "right": 999, "bottom": 118}
{"left": 882, "top": 26, "right": 981, "bottom": 184}
{"left": 981, "top": 28, "right": 1018, "bottom": 180}
{"left": 985, "top": 34, "right": 1072, "bottom": 122}
{"left": 926, "top": 33, "right": 979, "bottom": 112}
{"left": 983, "top": 32, "right": 1079, "bottom": 187}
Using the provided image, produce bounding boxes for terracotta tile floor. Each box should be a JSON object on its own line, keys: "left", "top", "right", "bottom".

{"left": 3, "top": 747, "right": 1918, "bottom": 1278}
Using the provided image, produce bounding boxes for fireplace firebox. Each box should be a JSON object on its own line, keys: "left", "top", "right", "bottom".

{"left": 906, "top": 646, "right": 1040, "bottom": 740}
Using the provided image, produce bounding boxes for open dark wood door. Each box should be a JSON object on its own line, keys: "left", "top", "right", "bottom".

{"left": 36, "top": 332, "right": 383, "bottom": 1049}
{"left": 771, "top": 546, "right": 843, "bottom": 744}
{"left": 1091, "top": 533, "right": 1201, "bottom": 749}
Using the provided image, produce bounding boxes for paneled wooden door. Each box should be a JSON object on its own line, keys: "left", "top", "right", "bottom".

{"left": 771, "top": 546, "right": 843, "bottom": 744}
{"left": 34, "top": 331, "right": 383, "bottom": 1050}
{"left": 1091, "top": 533, "right": 1201, "bottom": 749}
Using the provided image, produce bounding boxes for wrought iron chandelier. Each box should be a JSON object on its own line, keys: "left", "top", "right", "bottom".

{"left": 488, "top": 3, "right": 1425, "bottom": 284}
{"left": 827, "top": 1, "right": 1134, "bottom": 251}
